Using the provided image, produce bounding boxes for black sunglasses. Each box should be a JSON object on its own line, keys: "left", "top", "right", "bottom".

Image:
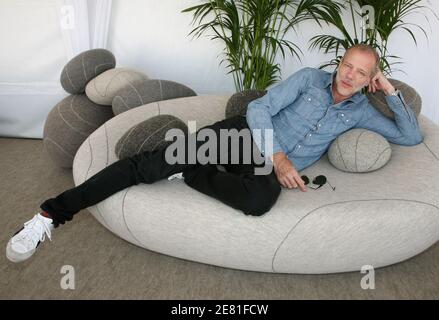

{"left": 301, "top": 175, "right": 335, "bottom": 191}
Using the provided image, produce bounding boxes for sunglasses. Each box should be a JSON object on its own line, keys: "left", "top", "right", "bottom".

{"left": 301, "top": 175, "right": 335, "bottom": 191}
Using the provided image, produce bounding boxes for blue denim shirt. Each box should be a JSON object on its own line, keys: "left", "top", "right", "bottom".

{"left": 246, "top": 67, "right": 423, "bottom": 172}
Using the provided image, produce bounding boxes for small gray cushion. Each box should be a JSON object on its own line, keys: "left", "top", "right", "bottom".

{"left": 366, "top": 79, "right": 422, "bottom": 119}
{"left": 225, "top": 90, "right": 267, "bottom": 118}
{"left": 328, "top": 129, "right": 392, "bottom": 172}
{"left": 60, "top": 49, "right": 116, "bottom": 94}
{"left": 85, "top": 68, "right": 149, "bottom": 106}
{"left": 112, "top": 79, "right": 197, "bottom": 115}
{"left": 43, "top": 94, "right": 114, "bottom": 168}
{"left": 115, "top": 115, "right": 188, "bottom": 159}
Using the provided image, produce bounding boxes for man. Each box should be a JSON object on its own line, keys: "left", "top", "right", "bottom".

{"left": 6, "top": 44, "right": 423, "bottom": 263}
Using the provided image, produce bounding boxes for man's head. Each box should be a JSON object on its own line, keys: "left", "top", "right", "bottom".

{"left": 334, "top": 44, "right": 380, "bottom": 98}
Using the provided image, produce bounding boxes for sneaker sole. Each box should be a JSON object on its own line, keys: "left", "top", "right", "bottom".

{"left": 6, "top": 240, "right": 35, "bottom": 263}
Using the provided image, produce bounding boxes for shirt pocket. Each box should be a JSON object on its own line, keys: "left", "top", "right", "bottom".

{"left": 332, "top": 112, "right": 354, "bottom": 135}
{"left": 294, "top": 89, "right": 322, "bottom": 119}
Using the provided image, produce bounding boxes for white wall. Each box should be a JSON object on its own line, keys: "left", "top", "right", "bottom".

{"left": 108, "top": 0, "right": 439, "bottom": 123}
{"left": 0, "top": 0, "right": 68, "bottom": 138}
{"left": 0, "top": 0, "right": 112, "bottom": 138}
{"left": 1, "top": 0, "right": 438, "bottom": 139}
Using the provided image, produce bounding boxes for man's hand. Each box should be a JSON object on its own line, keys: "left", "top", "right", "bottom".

{"left": 368, "top": 69, "right": 396, "bottom": 96}
{"left": 272, "top": 152, "right": 307, "bottom": 192}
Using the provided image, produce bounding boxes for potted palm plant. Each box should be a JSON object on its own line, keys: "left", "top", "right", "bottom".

{"left": 182, "top": 0, "right": 343, "bottom": 92}
{"left": 309, "top": 0, "right": 436, "bottom": 76}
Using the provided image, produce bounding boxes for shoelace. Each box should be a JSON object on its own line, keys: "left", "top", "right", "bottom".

{"left": 13, "top": 214, "right": 52, "bottom": 249}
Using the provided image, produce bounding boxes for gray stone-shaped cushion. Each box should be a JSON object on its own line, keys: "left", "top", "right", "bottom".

{"left": 115, "top": 115, "right": 188, "bottom": 159}
{"left": 112, "top": 79, "right": 197, "bottom": 115}
{"left": 366, "top": 79, "right": 422, "bottom": 119}
{"left": 43, "top": 94, "right": 114, "bottom": 168}
{"left": 328, "top": 129, "right": 392, "bottom": 172}
{"left": 60, "top": 49, "right": 116, "bottom": 94}
{"left": 225, "top": 90, "right": 267, "bottom": 118}
{"left": 85, "top": 68, "right": 149, "bottom": 106}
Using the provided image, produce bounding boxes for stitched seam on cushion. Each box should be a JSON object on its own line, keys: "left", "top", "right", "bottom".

{"left": 159, "top": 80, "right": 163, "bottom": 100}
{"left": 336, "top": 139, "right": 348, "bottom": 170}
{"left": 65, "top": 67, "right": 79, "bottom": 92}
{"left": 151, "top": 132, "right": 186, "bottom": 151}
{"left": 122, "top": 187, "right": 143, "bottom": 246}
{"left": 271, "top": 198, "right": 439, "bottom": 272}
{"left": 69, "top": 96, "right": 100, "bottom": 127}
{"left": 423, "top": 141, "right": 439, "bottom": 162}
{"left": 101, "top": 70, "right": 132, "bottom": 97}
{"left": 151, "top": 135, "right": 169, "bottom": 151}
{"left": 136, "top": 119, "right": 179, "bottom": 154}
{"left": 104, "top": 123, "right": 109, "bottom": 167}
{"left": 157, "top": 101, "right": 161, "bottom": 115}
{"left": 365, "top": 147, "right": 391, "bottom": 171}
{"left": 82, "top": 54, "right": 88, "bottom": 82}
{"left": 118, "top": 125, "right": 138, "bottom": 157}
{"left": 94, "top": 62, "right": 114, "bottom": 76}
{"left": 44, "top": 137, "right": 74, "bottom": 158}
{"left": 114, "top": 96, "right": 131, "bottom": 112}
{"left": 86, "top": 131, "right": 111, "bottom": 232}
{"left": 355, "top": 131, "right": 366, "bottom": 172}
{"left": 85, "top": 137, "right": 93, "bottom": 182}
{"left": 92, "top": 69, "right": 129, "bottom": 98}
{"left": 57, "top": 98, "right": 88, "bottom": 137}
{"left": 127, "top": 81, "right": 144, "bottom": 106}
{"left": 94, "top": 203, "right": 111, "bottom": 231}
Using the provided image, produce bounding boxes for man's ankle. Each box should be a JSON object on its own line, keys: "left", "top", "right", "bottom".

{"left": 40, "top": 211, "right": 52, "bottom": 219}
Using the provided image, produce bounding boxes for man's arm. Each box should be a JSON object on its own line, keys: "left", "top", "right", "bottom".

{"left": 246, "top": 67, "right": 312, "bottom": 158}
{"left": 246, "top": 67, "right": 312, "bottom": 191}
{"left": 355, "top": 71, "right": 423, "bottom": 146}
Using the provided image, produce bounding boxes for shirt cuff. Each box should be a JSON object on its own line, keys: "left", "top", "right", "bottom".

{"left": 385, "top": 90, "right": 415, "bottom": 121}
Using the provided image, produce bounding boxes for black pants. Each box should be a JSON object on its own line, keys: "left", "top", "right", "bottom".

{"left": 40, "top": 116, "right": 281, "bottom": 227}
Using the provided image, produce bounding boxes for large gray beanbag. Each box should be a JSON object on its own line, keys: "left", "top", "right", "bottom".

{"left": 72, "top": 95, "right": 439, "bottom": 274}
{"left": 112, "top": 79, "right": 197, "bottom": 115}
{"left": 366, "top": 79, "right": 422, "bottom": 119}
{"left": 115, "top": 114, "right": 188, "bottom": 159}
{"left": 43, "top": 94, "right": 114, "bottom": 168}
{"left": 85, "top": 68, "right": 149, "bottom": 106}
{"left": 225, "top": 90, "right": 266, "bottom": 118}
{"left": 328, "top": 129, "right": 392, "bottom": 172}
{"left": 60, "top": 49, "right": 116, "bottom": 94}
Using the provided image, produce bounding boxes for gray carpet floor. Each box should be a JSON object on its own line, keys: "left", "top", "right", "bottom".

{"left": 1, "top": 137, "right": 438, "bottom": 299}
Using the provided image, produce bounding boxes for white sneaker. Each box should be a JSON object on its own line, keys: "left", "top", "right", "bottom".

{"left": 6, "top": 213, "right": 54, "bottom": 263}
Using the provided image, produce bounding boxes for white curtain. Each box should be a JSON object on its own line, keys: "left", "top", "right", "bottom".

{"left": 0, "top": 0, "right": 113, "bottom": 139}
{"left": 58, "top": 0, "right": 113, "bottom": 59}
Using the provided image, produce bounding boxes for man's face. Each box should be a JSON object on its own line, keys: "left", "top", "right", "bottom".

{"left": 335, "top": 49, "right": 376, "bottom": 97}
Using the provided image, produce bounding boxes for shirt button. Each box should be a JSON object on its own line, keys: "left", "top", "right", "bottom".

{"left": 341, "top": 113, "right": 345, "bottom": 117}
{"left": 309, "top": 133, "right": 312, "bottom": 137}
{"left": 346, "top": 119, "right": 349, "bottom": 122}
{"left": 308, "top": 98, "right": 312, "bottom": 102}
{"left": 318, "top": 124, "right": 321, "bottom": 127}
{"left": 298, "top": 145, "right": 301, "bottom": 148}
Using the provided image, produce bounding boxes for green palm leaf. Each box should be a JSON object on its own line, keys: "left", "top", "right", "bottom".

{"left": 312, "top": 0, "right": 436, "bottom": 75}
{"left": 183, "top": 0, "right": 344, "bottom": 91}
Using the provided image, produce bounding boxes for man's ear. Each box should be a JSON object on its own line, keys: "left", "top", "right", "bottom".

{"left": 335, "top": 57, "right": 343, "bottom": 71}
